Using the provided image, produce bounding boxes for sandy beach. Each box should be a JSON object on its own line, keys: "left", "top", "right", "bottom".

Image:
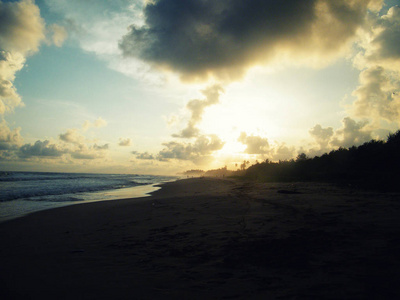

{"left": 1, "top": 177, "right": 400, "bottom": 299}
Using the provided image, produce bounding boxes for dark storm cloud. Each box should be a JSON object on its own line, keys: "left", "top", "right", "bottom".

{"left": 120, "top": 0, "right": 379, "bottom": 79}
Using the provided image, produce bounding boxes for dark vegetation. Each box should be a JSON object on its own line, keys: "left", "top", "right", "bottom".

{"left": 183, "top": 166, "right": 233, "bottom": 177}
{"left": 184, "top": 131, "right": 400, "bottom": 190}
{"left": 183, "top": 169, "right": 205, "bottom": 177}
{"left": 244, "top": 131, "right": 400, "bottom": 191}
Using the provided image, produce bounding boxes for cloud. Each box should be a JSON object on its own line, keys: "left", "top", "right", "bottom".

{"left": 47, "top": 24, "right": 68, "bottom": 47}
{"left": 271, "top": 143, "right": 296, "bottom": 162}
{"left": 0, "top": 0, "right": 45, "bottom": 54}
{"left": 59, "top": 128, "right": 85, "bottom": 145}
{"left": 356, "top": 5, "right": 400, "bottom": 71}
{"left": 238, "top": 117, "right": 372, "bottom": 161}
{"left": 70, "top": 152, "right": 96, "bottom": 160}
{"left": 70, "top": 143, "right": 108, "bottom": 160}
{"left": 151, "top": 84, "right": 225, "bottom": 165}
{"left": 18, "top": 140, "right": 65, "bottom": 158}
{"left": 1, "top": 122, "right": 110, "bottom": 162}
{"left": 310, "top": 117, "right": 373, "bottom": 152}
{"left": 93, "top": 143, "right": 109, "bottom": 150}
{"left": 309, "top": 124, "right": 334, "bottom": 150}
{"left": 42, "top": 0, "right": 163, "bottom": 83}
{"left": 120, "top": 0, "right": 382, "bottom": 80}
{"left": 58, "top": 120, "right": 109, "bottom": 157}
{"left": 349, "top": 5, "right": 400, "bottom": 125}
{"left": 351, "top": 66, "right": 400, "bottom": 124}
{"left": 58, "top": 126, "right": 109, "bottom": 160}
{"left": 82, "top": 117, "right": 107, "bottom": 131}
{"left": 173, "top": 84, "right": 224, "bottom": 138}
{"left": 0, "top": 51, "right": 25, "bottom": 114}
{"left": 238, "top": 132, "right": 270, "bottom": 154}
{"left": 0, "top": 0, "right": 46, "bottom": 115}
{"left": 347, "top": 5, "right": 400, "bottom": 129}
{"left": 0, "top": 120, "right": 22, "bottom": 150}
{"left": 119, "top": 138, "right": 132, "bottom": 146}
{"left": 158, "top": 134, "right": 224, "bottom": 164}
{"left": 134, "top": 151, "right": 155, "bottom": 160}
{"left": 67, "top": 142, "right": 109, "bottom": 160}
{"left": 369, "top": 5, "right": 400, "bottom": 63}
{"left": 236, "top": 132, "right": 296, "bottom": 161}
{"left": 331, "top": 117, "right": 373, "bottom": 148}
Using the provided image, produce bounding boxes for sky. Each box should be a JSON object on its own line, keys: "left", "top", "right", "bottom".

{"left": 0, "top": 0, "right": 400, "bottom": 175}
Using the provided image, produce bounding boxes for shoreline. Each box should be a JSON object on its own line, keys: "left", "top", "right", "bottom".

{"left": 1, "top": 177, "right": 400, "bottom": 299}
{"left": 0, "top": 181, "right": 166, "bottom": 223}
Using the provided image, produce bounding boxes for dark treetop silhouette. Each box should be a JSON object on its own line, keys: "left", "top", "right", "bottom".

{"left": 244, "top": 131, "right": 400, "bottom": 191}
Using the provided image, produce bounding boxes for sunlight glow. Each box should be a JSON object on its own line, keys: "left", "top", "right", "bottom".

{"left": 198, "top": 77, "right": 312, "bottom": 149}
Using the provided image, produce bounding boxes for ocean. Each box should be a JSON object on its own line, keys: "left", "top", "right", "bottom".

{"left": 0, "top": 171, "right": 177, "bottom": 222}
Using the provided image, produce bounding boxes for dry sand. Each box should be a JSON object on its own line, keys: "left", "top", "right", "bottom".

{"left": 1, "top": 177, "right": 400, "bottom": 299}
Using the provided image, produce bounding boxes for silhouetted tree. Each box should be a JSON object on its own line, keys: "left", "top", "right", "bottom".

{"left": 296, "top": 153, "right": 308, "bottom": 162}
{"left": 240, "top": 160, "right": 250, "bottom": 170}
{"left": 242, "top": 130, "right": 400, "bottom": 191}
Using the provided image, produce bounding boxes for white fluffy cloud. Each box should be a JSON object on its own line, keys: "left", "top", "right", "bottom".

{"left": 82, "top": 117, "right": 107, "bottom": 131}
{"left": 271, "top": 143, "right": 296, "bottom": 162}
{"left": 348, "top": 4, "right": 400, "bottom": 128}
{"left": 331, "top": 117, "right": 373, "bottom": 148}
{"left": 119, "top": 138, "right": 132, "bottom": 147}
{"left": 42, "top": 0, "right": 162, "bottom": 82}
{"left": 0, "top": 0, "right": 46, "bottom": 115}
{"left": 0, "top": 120, "right": 23, "bottom": 150}
{"left": 358, "top": 5, "right": 400, "bottom": 70}
{"left": 70, "top": 143, "right": 109, "bottom": 160}
{"left": 238, "top": 132, "right": 270, "bottom": 155}
{"left": 15, "top": 133, "right": 110, "bottom": 161}
{"left": 0, "top": 0, "right": 45, "bottom": 54}
{"left": 47, "top": 23, "right": 68, "bottom": 47}
{"left": 351, "top": 66, "right": 400, "bottom": 124}
{"left": 309, "top": 124, "right": 334, "bottom": 151}
{"left": 237, "top": 132, "right": 296, "bottom": 161}
{"left": 141, "top": 85, "right": 227, "bottom": 165}
{"left": 310, "top": 117, "right": 373, "bottom": 154}
{"left": 173, "top": 84, "right": 224, "bottom": 138}
{"left": 0, "top": 51, "right": 24, "bottom": 114}
{"left": 57, "top": 124, "right": 110, "bottom": 160}
{"left": 133, "top": 151, "right": 154, "bottom": 160}
{"left": 238, "top": 116, "right": 374, "bottom": 162}
{"left": 158, "top": 134, "right": 224, "bottom": 165}
{"left": 59, "top": 128, "right": 86, "bottom": 145}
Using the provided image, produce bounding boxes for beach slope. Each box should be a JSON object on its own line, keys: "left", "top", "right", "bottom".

{"left": 1, "top": 177, "right": 400, "bottom": 299}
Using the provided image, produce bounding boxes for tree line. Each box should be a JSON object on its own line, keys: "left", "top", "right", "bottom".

{"left": 244, "top": 131, "right": 400, "bottom": 191}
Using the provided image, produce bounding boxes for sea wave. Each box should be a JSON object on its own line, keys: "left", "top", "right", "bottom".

{"left": 0, "top": 172, "right": 175, "bottom": 202}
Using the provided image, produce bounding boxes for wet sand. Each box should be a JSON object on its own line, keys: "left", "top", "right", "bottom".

{"left": 1, "top": 177, "right": 400, "bottom": 299}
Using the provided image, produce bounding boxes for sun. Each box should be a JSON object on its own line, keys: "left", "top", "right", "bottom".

{"left": 216, "top": 140, "right": 246, "bottom": 156}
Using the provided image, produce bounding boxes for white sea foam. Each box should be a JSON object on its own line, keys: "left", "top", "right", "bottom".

{"left": 0, "top": 172, "right": 176, "bottom": 222}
